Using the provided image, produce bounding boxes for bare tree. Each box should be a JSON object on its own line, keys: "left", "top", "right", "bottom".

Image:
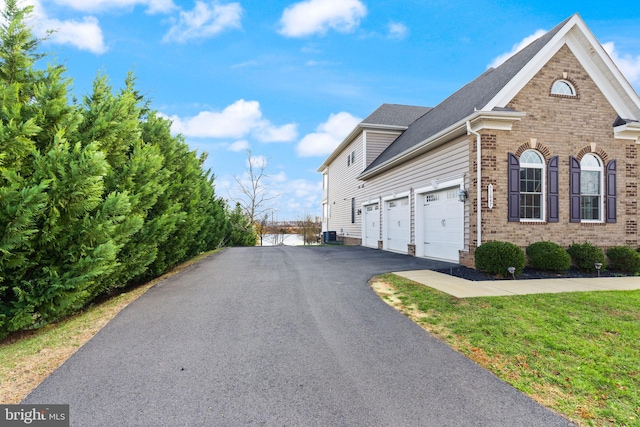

{"left": 299, "top": 214, "right": 321, "bottom": 245}
{"left": 256, "top": 213, "right": 269, "bottom": 246}
{"left": 231, "top": 149, "right": 278, "bottom": 224}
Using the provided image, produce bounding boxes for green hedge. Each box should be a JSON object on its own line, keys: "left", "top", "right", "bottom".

{"left": 606, "top": 246, "right": 640, "bottom": 274}
{"left": 567, "top": 242, "right": 606, "bottom": 272}
{"left": 526, "top": 241, "right": 571, "bottom": 272}
{"left": 475, "top": 241, "right": 526, "bottom": 277}
{"left": 0, "top": 2, "right": 256, "bottom": 339}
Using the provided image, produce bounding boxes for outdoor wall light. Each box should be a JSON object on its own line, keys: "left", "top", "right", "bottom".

{"left": 507, "top": 266, "right": 516, "bottom": 280}
{"left": 357, "top": 209, "right": 362, "bottom": 215}
{"left": 458, "top": 189, "right": 468, "bottom": 202}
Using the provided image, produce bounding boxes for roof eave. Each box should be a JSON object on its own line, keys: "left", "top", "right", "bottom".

{"left": 359, "top": 110, "right": 526, "bottom": 180}
{"left": 614, "top": 122, "right": 640, "bottom": 142}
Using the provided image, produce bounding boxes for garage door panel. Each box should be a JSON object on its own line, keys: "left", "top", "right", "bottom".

{"left": 386, "top": 198, "right": 410, "bottom": 253}
{"left": 422, "top": 188, "right": 463, "bottom": 262}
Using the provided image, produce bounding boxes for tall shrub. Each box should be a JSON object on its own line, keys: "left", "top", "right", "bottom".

{"left": 0, "top": 0, "right": 254, "bottom": 338}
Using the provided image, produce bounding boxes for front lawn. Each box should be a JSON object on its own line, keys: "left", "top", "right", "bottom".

{"left": 371, "top": 274, "right": 640, "bottom": 427}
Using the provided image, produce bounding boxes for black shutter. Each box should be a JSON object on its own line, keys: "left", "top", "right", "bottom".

{"left": 547, "top": 156, "right": 559, "bottom": 222}
{"left": 508, "top": 153, "right": 520, "bottom": 222}
{"left": 569, "top": 156, "right": 581, "bottom": 223}
{"left": 606, "top": 160, "right": 617, "bottom": 223}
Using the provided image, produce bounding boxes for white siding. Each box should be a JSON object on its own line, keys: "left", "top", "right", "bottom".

{"left": 325, "top": 134, "right": 470, "bottom": 246}
{"left": 365, "top": 131, "right": 402, "bottom": 168}
{"left": 360, "top": 136, "right": 470, "bottom": 248}
{"left": 324, "top": 133, "right": 365, "bottom": 238}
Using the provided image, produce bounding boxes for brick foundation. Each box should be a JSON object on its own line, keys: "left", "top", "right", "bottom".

{"left": 340, "top": 236, "right": 362, "bottom": 246}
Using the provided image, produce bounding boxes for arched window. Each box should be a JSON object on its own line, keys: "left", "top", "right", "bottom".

{"left": 580, "top": 154, "right": 603, "bottom": 221}
{"left": 551, "top": 79, "right": 576, "bottom": 96}
{"left": 519, "top": 150, "right": 544, "bottom": 220}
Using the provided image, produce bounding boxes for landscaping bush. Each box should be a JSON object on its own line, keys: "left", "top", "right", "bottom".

{"left": 526, "top": 241, "right": 571, "bottom": 271}
{"left": 606, "top": 246, "right": 640, "bottom": 274}
{"left": 475, "top": 241, "right": 526, "bottom": 277}
{"left": 567, "top": 242, "right": 606, "bottom": 272}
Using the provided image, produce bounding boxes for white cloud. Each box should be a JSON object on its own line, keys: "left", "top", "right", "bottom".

{"left": 27, "top": 0, "right": 107, "bottom": 54}
{"left": 166, "top": 99, "right": 298, "bottom": 142}
{"left": 488, "top": 29, "right": 546, "bottom": 69}
{"left": 603, "top": 42, "right": 640, "bottom": 85}
{"left": 279, "top": 0, "right": 367, "bottom": 38}
{"left": 256, "top": 123, "right": 298, "bottom": 143}
{"left": 51, "top": 0, "right": 176, "bottom": 14}
{"left": 163, "top": 1, "right": 242, "bottom": 43}
{"left": 227, "top": 140, "right": 250, "bottom": 152}
{"left": 271, "top": 171, "right": 288, "bottom": 183}
{"left": 296, "top": 112, "right": 361, "bottom": 157}
{"left": 387, "top": 21, "right": 407, "bottom": 40}
{"left": 43, "top": 16, "right": 107, "bottom": 54}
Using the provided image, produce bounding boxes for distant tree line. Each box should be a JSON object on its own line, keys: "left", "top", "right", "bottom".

{"left": 0, "top": 1, "right": 256, "bottom": 339}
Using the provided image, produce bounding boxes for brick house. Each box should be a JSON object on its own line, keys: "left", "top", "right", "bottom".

{"left": 318, "top": 14, "right": 640, "bottom": 266}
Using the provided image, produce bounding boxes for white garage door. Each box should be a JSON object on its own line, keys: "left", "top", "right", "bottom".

{"left": 422, "top": 188, "right": 464, "bottom": 262}
{"left": 363, "top": 204, "right": 379, "bottom": 248}
{"left": 386, "top": 197, "right": 410, "bottom": 253}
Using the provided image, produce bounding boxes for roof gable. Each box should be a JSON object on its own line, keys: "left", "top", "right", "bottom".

{"left": 486, "top": 14, "right": 640, "bottom": 119}
{"left": 362, "top": 14, "right": 640, "bottom": 176}
{"left": 317, "top": 103, "right": 429, "bottom": 171}
{"left": 364, "top": 16, "right": 570, "bottom": 173}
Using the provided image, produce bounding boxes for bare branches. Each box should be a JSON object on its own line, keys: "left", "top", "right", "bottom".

{"left": 230, "top": 149, "right": 278, "bottom": 223}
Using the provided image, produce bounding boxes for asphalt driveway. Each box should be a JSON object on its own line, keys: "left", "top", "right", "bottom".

{"left": 24, "top": 246, "right": 573, "bottom": 426}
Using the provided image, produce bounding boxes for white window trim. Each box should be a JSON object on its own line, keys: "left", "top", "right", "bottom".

{"left": 580, "top": 154, "right": 604, "bottom": 223}
{"left": 551, "top": 79, "right": 577, "bottom": 96}
{"left": 519, "top": 150, "right": 546, "bottom": 223}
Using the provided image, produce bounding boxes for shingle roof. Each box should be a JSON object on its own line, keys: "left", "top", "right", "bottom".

{"left": 363, "top": 15, "right": 573, "bottom": 173}
{"left": 361, "top": 104, "right": 431, "bottom": 127}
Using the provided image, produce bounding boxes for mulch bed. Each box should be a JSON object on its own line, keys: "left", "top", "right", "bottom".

{"left": 433, "top": 265, "right": 632, "bottom": 281}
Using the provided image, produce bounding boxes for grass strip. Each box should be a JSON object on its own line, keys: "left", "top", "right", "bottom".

{"left": 0, "top": 250, "right": 219, "bottom": 404}
{"left": 371, "top": 273, "right": 640, "bottom": 427}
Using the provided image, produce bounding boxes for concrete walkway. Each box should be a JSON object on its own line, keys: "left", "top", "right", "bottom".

{"left": 394, "top": 269, "right": 640, "bottom": 298}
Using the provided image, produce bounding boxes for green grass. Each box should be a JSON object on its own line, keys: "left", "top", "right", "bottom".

{"left": 373, "top": 273, "right": 640, "bottom": 427}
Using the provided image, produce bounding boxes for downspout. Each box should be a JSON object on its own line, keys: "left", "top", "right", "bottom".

{"left": 466, "top": 121, "right": 482, "bottom": 247}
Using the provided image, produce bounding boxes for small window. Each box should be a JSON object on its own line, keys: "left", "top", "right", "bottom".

{"left": 580, "top": 154, "right": 603, "bottom": 221}
{"left": 551, "top": 79, "right": 576, "bottom": 96}
{"left": 519, "top": 150, "right": 544, "bottom": 220}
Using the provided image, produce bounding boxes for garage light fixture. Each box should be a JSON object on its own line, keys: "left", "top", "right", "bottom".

{"left": 458, "top": 189, "right": 468, "bottom": 202}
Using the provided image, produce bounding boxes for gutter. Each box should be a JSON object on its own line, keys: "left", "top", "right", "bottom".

{"left": 359, "top": 110, "right": 525, "bottom": 180}
{"left": 466, "top": 121, "right": 482, "bottom": 247}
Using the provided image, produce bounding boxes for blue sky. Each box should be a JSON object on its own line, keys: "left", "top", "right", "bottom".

{"left": 25, "top": 0, "right": 640, "bottom": 220}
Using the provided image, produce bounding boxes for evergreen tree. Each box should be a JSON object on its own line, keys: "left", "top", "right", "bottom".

{"left": 0, "top": 0, "right": 253, "bottom": 338}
